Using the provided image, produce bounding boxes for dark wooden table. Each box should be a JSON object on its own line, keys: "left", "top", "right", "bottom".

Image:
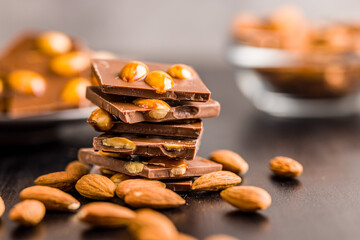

{"left": 1, "top": 66, "right": 360, "bottom": 240}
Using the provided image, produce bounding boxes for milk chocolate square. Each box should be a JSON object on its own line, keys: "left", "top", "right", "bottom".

{"left": 78, "top": 148, "right": 222, "bottom": 179}
{"left": 92, "top": 59, "right": 211, "bottom": 101}
{"left": 86, "top": 86, "right": 220, "bottom": 124}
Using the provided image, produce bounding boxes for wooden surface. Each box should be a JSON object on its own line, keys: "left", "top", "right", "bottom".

{"left": 1, "top": 67, "right": 360, "bottom": 240}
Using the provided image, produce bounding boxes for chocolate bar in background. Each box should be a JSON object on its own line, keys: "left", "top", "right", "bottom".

{"left": 90, "top": 165, "right": 193, "bottom": 192}
{"left": 92, "top": 59, "right": 211, "bottom": 101}
{"left": 78, "top": 148, "right": 222, "bottom": 179}
{"left": 86, "top": 86, "right": 220, "bottom": 124}
{"left": 0, "top": 32, "right": 91, "bottom": 117}
{"left": 88, "top": 118, "right": 203, "bottom": 139}
{"left": 93, "top": 133, "right": 201, "bottom": 160}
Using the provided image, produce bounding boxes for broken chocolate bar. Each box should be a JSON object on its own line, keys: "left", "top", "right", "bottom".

{"left": 0, "top": 32, "right": 91, "bottom": 117}
{"left": 92, "top": 59, "right": 210, "bottom": 101}
{"left": 78, "top": 148, "right": 222, "bottom": 179}
{"left": 86, "top": 86, "right": 220, "bottom": 124}
{"left": 93, "top": 133, "right": 200, "bottom": 160}
{"left": 88, "top": 118, "right": 203, "bottom": 139}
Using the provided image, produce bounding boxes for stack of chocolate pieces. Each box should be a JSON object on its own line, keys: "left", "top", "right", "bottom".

{"left": 78, "top": 59, "right": 222, "bottom": 191}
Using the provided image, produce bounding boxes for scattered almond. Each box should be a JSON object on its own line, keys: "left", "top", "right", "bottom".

{"left": 124, "top": 187, "right": 185, "bottom": 209}
{"left": 100, "top": 167, "right": 118, "bottom": 176}
{"left": 128, "top": 208, "right": 179, "bottom": 240}
{"left": 210, "top": 149, "right": 248, "bottom": 174}
{"left": 192, "top": 171, "right": 241, "bottom": 191}
{"left": 115, "top": 179, "right": 166, "bottom": 199}
{"left": 65, "top": 161, "right": 90, "bottom": 180}
{"left": 20, "top": 186, "right": 80, "bottom": 211}
{"left": 205, "top": 234, "right": 239, "bottom": 240}
{"left": 220, "top": 186, "right": 271, "bottom": 212}
{"left": 34, "top": 171, "right": 77, "bottom": 191}
{"left": 269, "top": 156, "right": 303, "bottom": 178}
{"left": 77, "top": 202, "right": 136, "bottom": 227}
{"left": 75, "top": 174, "right": 116, "bottom": 200}
{"left": 0, "top": 196, "right": 5, "bottom": 217}
{"left": 9, "top": 200, "right": 46, "bottom": 226}
{"left": 110, "top": 173, "right": 133, "bottom": 186}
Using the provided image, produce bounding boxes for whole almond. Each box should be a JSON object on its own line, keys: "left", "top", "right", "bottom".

{"left": 116, "top": 179, "right": 166, "bottom": 199}
{"left": 20, "top": 185, "right": 80, "bottom": 211}
{"left": 0, "top": 196, "right": 5, "bottom": 217}
{"left": 220, "top": 186, "right": 271, "bottom": 212}
{"left": 269, "top": 156, "right": 303, "bottom": 178}
{"left": 77, "top": 202, "right": 135, "bottom": 227}
{"left": 34, "top": 171, "right": 77, "bottom": 191}
{"left": 124, "top": 187, "right": 185, "bottom": 209}
{"left": 65, "top": 161, "right": 90, "bottom": 180}
{"left": 75, "top": 174, "right": 116, "bottom": 200}
{"left": 110, "top": 173, "right": 133, "bottom": 186}
{"left": 100, "top": 167, "right": 118, "bottom": 176}
{"left": 192, "top": 171, "right": 241, "bottom": 191}
{"left": 210, "top": 150, "right": 248, "bottom": 174}
{"left": 128, "top": 208, "right": 179, "bottom": 240}
{"left": 9, "top": 200, "right": 46, "bottom": 226}
{"left": 205, "top": 234, "right": 239, "bottom": 240}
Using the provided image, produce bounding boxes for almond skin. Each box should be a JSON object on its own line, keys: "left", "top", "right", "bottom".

{"left": 269, "top": 156, "right": 303, "bottom": 178}
{"left": 209, "top": 150, "right": 248, "bottom": 174}
{"left": 116, "top": 179, "right": 166, "bottom": 199}
{"left": 34, "top": 171, "right": 77, "bottom": 191}
{"left": 9, "top": 200, "right": 46, "bottom": 226}
{"left": 110, "top": 173, "right": 133, "bottom": 186}
{"left": 75, "top": 174, "right": 116, "bottom": 200}
{"left": 65, "top": 161, "right": 90, "bottom": 180}
{"left": 192, "top": 171, "right": 241, "bottom": 191}
{"left": 20, "top": 186, "right": 80, "bottom": 211}
{"left": 124, "top": 187, "right": 185, "bottom": 209}
{"left": 128, "top": 208, "right": 179, "bottom": 240}
{"left": 205, "top": 234, "right": 239, "bottom": 240}
{"left": 77, "top": 202, "right": 136, "bottom": 227}
{"left": 220, "top": 186, "right": 272, "bottom": 212}
{"left": 0, "top": 196, "right": 5, "bottom": 217}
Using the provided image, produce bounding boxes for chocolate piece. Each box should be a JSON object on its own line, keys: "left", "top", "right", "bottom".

{"left": 93, "top": 133, "right": 200, "bottom": 160}
{"left": 88, "top": 118, "right": 203, "bottom": 139}
{"left": 0, "top": 32, "right": 91, "bottom": 117}
{"left": 78, "top": 148, "right": 222, "bottom": 179}
{"left": 163, "top": 179, "right": 193, "bottom": 192}
{"left": 92, "top": 59, "right": 211, "bottom": 101}
{"left": 86, "top": 86, "right": 220, "bottom": 124}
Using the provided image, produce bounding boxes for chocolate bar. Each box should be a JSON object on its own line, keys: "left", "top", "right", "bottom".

{"left": 93, "top": 133, "right": 200, "bottom": 160}
{"left": 92, "top": 59, "right": 210, "bottom": 101}
{"left": 88, "top": 118, "right": 202, "bottom": 139}
{"left": 78, "top": 148, "right": 222, "bottom": 179}
{"left": 86, "top": 86, "right": 220, "bottom": 124}
{"left": 0, "top": 32, "right": 91, "bottom": 117}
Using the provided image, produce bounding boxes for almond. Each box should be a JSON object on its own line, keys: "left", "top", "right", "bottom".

{"left": 0, "top": 196, "right": 5, "bottom": 217}
{"left": 65, "top": 161, "right": 90, "bottom": 180}
{"left": 110, "top": 173, "right": 133, "bottom": 186}
{"left": 75, "top": 174, "right": 116, "bottom": 200}
{"left": 100, "top": 167, "right": 118, "bottom": 176}
{"left": 115, "top": 179, "right": 166, "bottom": 199}
{"left": 220, "top": 186, "right": 272, "bottom": 212}
{"left": 77, "top": 202, "right": 135, "bottom": 227}
{"left": 269, "top": 156, "right": 303, "bottom": 178}
{"left": 34, "top": 171, "right": 77, "bottom": 191}
{"left": 209, "top": 150, "right": 248, "bottom": 174}
{"left": 192, "top": 171, "right": 241, "bottom": 191}
{"left": 128, "top": 208, "right": 179, "bottom": 240}
{"left": 20, "top": 186, "right": 80, "bottom": 211}
{"left": 205, "top": 234, "right": 239, "bottom": 240}
{"left": 9, "top": 200, "right": 46, "bottom": 226}
{"left": 124, "top": 187, "right": 185, "bottom": 209}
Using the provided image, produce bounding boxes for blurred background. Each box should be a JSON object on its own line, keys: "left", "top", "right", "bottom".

{"left": 2, "top": 0, "right": 359, "bottom": 69}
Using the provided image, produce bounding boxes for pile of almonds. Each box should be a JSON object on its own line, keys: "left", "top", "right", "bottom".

{"left": 0, "top": 150, "right": 303, "bottom": 240}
